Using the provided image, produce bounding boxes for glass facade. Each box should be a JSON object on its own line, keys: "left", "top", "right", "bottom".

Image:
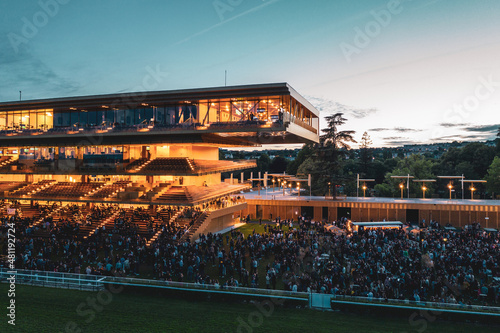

{"left": 0, "top": 109, "right": 53, "bottom": 130}
{"left": 0, "top": 95, "right": 317, "bottom": 133}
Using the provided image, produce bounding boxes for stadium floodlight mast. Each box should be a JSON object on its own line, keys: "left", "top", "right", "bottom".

{"left": 437, "top": 176, "right": 464, "bottom": 200}
{"left": 462, "top": 180, "right": 487, "bottom": 200}
{"left": 391, "top": 174, "right": 414, "bottom": 199}
{"left": 357, "top": 174, "right": 375, "bottom": 198}
{"left": 413, "top": 179, "right": 436, "bottom": 199}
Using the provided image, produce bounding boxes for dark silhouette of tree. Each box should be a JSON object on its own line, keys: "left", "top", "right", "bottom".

{"left": 496, "top": 126, "right": 500, "bottom": 155}
{"left": 308, "top": 113, "right": 356, "bottom": 197}
{"left": 359, "top": 131, "right": 372, "bottom": 176}
{"left": 269, "top": 156, "right": 288, "bottom": 173}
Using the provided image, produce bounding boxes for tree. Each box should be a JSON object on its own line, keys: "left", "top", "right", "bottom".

{"left": 320, "top": 113, "right": 357, "bottom": 149}
{"left": 299, "top": 113, "right": 356, "bottom": 197}
{"left": 381, "top": 154, "right": 436, "bottom": 198}
{"left": 269, "top": 156, "right": 288, "bottom": 173}
{"left": 359, "top": 131, "right": 372, "bottom": 175}
{"left": 496, "top": 126, "right": 500, "bottom": 155}
{"left": 287, "top": 144, "right": 313, "bottom": 175}
{"left": 485, "top": 156, "right": 500, "bottom": 198}
{"left": 256, "top": 153, "right": 270, "bottom": 174}
{"left": 434, "top": 143, "right": 495, "bottom": 179}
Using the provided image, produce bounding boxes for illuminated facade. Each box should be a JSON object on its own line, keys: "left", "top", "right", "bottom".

{"left": 0, "top": 83, "right": 320, "bottom": 214}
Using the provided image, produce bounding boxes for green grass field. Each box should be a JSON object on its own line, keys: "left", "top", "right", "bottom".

{"left": 0, "top": 284, "right": 497, "bottom": 333}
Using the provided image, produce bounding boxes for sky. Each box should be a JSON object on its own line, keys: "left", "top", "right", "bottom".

{"left": 1, "top": 0, "right": 499, "bottom": 148}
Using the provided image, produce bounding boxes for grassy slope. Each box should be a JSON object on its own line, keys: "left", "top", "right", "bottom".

{"left": 0, "top": 284, "right": 497, "bottom": 333}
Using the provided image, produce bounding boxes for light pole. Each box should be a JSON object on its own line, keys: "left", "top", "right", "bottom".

{"left": 391, "top": 175, "right": 414, "bottom": 199}
{"left": 462, "top": 180, "right": 486, "bottom": 200}
{"left": 413, "top": 179, "right": 436, "bottom": 199}
{"left": 448, "top": 182, "right": 453, "bottom": 200}
{"left": 328, "top": 182, "right": 331, "bottom": 198}
{"left": 359, "top": 179, "right": 374, "bottom": 198}
{"left": 470, "top": 185, "right": 476, "bottom": 200}
{"left": 282, "top": 181, "right": 286, "bottom": 196}
{"left": 399, "top": 183, "right": 404, "bottom": 199}
{"left": 288, "top": 183, "right": 292, "bottom": 195}
{"left": 272, "top": 178, "right": 275, "bottom": 192}
{"left": 297, "top": 183, "right": 300, "bottom": 199}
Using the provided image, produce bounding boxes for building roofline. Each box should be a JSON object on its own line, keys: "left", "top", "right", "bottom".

{"left": 286, "top": 83, "right": 320, "bottom": 118}
{"left": 0, "top": 82, "right": 294, "bottom": 109}
{"left": 0, "top": 82, "right": 320, "bottom": 119}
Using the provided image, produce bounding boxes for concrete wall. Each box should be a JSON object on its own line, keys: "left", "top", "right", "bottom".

{"left": 193, "top": 203, "right": 247, "bottom": 239}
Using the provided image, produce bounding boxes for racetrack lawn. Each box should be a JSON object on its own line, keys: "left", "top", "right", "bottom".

{"left": 0, "top": 284, "right": 498, "bottom": 333}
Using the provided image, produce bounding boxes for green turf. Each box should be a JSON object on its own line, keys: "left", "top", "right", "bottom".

{"left": 232, "top": 222, "right": 295, "bottom": 237}
{"left": 0, "top": 284, "right": 497, "bottom": 333}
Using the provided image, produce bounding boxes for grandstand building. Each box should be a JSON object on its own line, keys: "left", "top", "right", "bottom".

{"left": 1, "top": 82, "right": 495, "bottom": 233}
{"left": 0, "top": 83, "right": 320, "bottom": 237}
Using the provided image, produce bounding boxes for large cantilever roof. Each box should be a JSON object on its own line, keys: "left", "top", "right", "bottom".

{"left": 0, "top": 83, "right": 320, "bottom": 146}
{"left": 0, "top": 82, "right": 319, "bottom": 118}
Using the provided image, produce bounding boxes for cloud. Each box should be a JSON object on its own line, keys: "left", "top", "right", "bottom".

{"left": 439, "top": 122, "right": 470, "bottom": 128}
{"left": 369, "top": 127, "right": 423, "bottom": 133}
{"left": 384, "top": 140, "right": 417, "bottom": 146}
{"left": 462, "top": 124, "right": 500, "bottom": 133}
{"left": 306, "top": 96, "right": 378, "bottom": 119}
{"left": 432, "top": 133, "right": 495, "bottom": 142}
{"left": 0, "top": 36, "right": 80, "bottom": 102}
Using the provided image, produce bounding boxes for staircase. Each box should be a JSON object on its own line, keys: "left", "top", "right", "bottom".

{"left": 180, "top": 211, "right": 210, "bottom": 243}
{"left": 83, "top": 210, "right": 121, "bottom": 239}
{"left": 157, "top": 186, "right": 190, "bottom": 203}
{"left": 146, "top": 210, "right": 182, "bottom": 247}
{"left": 0, "top": 156, "right": 15, "bottom": 168}
{"left": 31, "top": 205, "right": 62, "bottom": 228}
{"left": 131, "top": 159, "right": 151, "bottom": 172}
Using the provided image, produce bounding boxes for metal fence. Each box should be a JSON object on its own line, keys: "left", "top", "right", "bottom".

{"left": 0, "top": 268, "right": 104, "bottom": 291}
{"left": 2, "top": 268, "right": 499, "bottom": 316}
{"left": 311, "top": 292, "right": 500, "bottom": 315}
{"left": 0, "top": 268, "right": 307, "bottom": 301}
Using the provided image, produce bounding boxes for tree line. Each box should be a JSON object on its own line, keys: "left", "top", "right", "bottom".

{"left": 224, "top": 114, "right": 500, "bottom": 199}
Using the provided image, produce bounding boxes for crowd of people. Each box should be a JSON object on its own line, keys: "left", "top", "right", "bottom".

{"left": 1, "top": 201, "right": 499, "bottom": 306}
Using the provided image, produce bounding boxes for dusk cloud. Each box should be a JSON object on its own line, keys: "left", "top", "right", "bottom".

{"left": 462, "top": 124, "right": 500, "bottom": 133}
{"left": 438, "top": 122, "right": 470, "bottom": 128}
{"left": 369, "top": 127, "right": 423, "bottom": 133}
{"left": 306, "top": 96, "right": 378, "bottom": 119}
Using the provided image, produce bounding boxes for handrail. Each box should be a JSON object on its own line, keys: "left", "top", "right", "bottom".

{"left": 2, "top": 268, "right": 500, "bottom": 314}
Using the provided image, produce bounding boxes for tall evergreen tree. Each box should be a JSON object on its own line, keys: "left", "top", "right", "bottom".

{"left": 359, "top": 131, "right": 372, "bottom": 176}
{"left": 313, "top": 113, "right": 356, "bottom": 197}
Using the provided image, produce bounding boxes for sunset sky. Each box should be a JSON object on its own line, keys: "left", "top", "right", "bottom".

{"left": 1, "top": 0, "right": 499, "bottom": 147}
